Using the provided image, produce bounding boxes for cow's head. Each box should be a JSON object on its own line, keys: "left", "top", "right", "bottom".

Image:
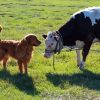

{"left": 42, "top": 31, "right": 61, "bottom": 58}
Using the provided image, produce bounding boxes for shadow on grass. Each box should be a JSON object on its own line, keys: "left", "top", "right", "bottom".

{"left": 46, "top": 69, "right": 100, "bottom": 91}
{"left": 0, "top": 69, "right": 39, "bottom": 96}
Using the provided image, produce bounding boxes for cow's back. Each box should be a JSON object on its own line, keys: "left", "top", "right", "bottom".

{"left": 72, "top": 7, "right": 100, "bottom": 40}
{"left": 72, "top": 7, "right": 100, "bottom": 25}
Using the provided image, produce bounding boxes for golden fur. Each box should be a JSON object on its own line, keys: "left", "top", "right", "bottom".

{"left": 0, "top": 34, "right": 41, "bottom": 74}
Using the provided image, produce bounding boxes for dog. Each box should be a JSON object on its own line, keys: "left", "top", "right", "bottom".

{"left": 0, "top": 34, "right": 41, "bottom": 74}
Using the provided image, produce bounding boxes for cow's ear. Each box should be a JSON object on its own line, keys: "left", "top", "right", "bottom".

{"left": 42, "top": 34, "right": 47, "bottom": 39}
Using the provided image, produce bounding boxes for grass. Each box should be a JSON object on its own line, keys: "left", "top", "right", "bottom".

{"left": 0, "top": 0, "right": 100, "bottom": 99}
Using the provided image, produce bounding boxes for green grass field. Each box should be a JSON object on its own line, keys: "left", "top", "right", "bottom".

{"left": 0, "top": 0, "right": 100, "bottom": 99}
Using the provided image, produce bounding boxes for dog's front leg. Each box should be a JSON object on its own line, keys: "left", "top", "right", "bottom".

{"left": 18, "top": 61, "right": 23, "bottom": 74}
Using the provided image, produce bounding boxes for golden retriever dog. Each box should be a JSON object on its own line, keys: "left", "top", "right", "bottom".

{"left": 0, "top": 34, "right": 41, "bottom": 74}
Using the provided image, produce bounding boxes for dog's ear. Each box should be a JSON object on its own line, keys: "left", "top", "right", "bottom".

{"left": 25, "top": 35, "right": 33, "bottom": 45}
{"left": 42, "top": 34, "right": 47, "bottom": 39}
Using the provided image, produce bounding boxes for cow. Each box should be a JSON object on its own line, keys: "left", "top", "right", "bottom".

{"left": 42, "top": 7, "right": 100, "bottom": 69}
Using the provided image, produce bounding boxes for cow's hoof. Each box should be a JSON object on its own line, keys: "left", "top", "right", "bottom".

{"left": 77, "top": 62, "right": 85, "bottom": 70}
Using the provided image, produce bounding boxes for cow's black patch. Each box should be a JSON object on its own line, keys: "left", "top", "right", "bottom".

{"left": 58, "top": 12, "right": 95, "bottom": 46}
{"left": 93, "top": 19, "right": 100, "bottom": 39}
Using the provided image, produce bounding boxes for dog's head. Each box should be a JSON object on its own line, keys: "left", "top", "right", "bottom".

{"left": 24, "top": 34, "right": 41, "bottom": 46}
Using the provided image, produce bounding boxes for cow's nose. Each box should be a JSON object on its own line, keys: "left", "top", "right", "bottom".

{"left": 48, "top": 45, "right": 52, "bottom": 48}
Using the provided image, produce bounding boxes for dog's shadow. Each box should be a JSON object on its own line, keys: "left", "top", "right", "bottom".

{"left": 0, "top": 69, "right": 39, "bottom": 96}
{"left": 46, "top": 69, "right": 100, "bottom": 90}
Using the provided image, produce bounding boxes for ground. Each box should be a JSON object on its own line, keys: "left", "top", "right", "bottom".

{"left": 0, "top": 0, "right": 100, "bottom": 100}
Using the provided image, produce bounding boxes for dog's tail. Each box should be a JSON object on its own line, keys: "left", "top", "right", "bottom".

{"left": 0, "top": 25, "right": 2, "bottom": 42}
{"left": 0, "top": 25, "right": 2, "bottom": 32}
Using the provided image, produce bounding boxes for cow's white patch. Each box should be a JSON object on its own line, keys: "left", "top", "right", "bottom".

{"left": 93, "top": 38, "right": 99, "bottom": 43}
{"left": 72, "top": 7, "right": 100, "bottom": 25}
{"left": 76, "top": 50, "right": 85, "bottom": 69}
{"left": 45, "top": 32, "right": 57, "bottom": 50}
{"left": 43, "top": 32, "right": 59, "bottom": 58}
{"left": 63, "top": 40, "right": 84, "bottom": 50}
{"left": 75, "top": 40, "right": 85, "bottom": 49}
{"left": 76, "top": 49, "right": 81, "bottom": 66}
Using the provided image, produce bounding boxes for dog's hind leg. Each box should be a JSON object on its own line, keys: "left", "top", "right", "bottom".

{"left": 23, "top": 62, "right": 28, "bottom": 74}
{"left": 3, "top": 56, "right": 9, "bottom": 70}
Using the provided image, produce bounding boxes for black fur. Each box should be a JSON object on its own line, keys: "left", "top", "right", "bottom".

{"left": 58, "top": 12, "right": 96, "bottom": 46}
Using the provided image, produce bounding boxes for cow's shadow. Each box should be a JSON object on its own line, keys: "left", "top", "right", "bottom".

{"left": 0, "top": 69, "right": 39, "bottom": 96}
{"left": 46, "top": 69, "right": 100, "bottom": 90}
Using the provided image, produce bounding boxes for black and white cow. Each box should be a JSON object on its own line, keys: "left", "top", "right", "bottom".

{"left": 42, "top": 7, "right": 100, "bottom": 69}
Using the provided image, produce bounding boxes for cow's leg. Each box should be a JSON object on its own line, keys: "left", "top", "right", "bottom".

{"left": 76, "top": 49, "right": 81, "bottom": 67}
{"left": 79, "top": 41, "right": 93, "bottom": 69}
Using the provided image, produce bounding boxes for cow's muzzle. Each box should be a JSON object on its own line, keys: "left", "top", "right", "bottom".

{"left": 43, "top": 49, "right": 54, "bottom": 58}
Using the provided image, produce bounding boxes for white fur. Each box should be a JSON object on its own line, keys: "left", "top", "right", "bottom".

{"left": 45, "top": 32, "right": 57, "bottom": 51}
{"left": 93, "top": 38, "right": 99, "bottom": 43}
{"left": 76, "top": 50, "right": 85, "bottom": 69}
{"left": 75, "top": 40, "right": 85, "bottom": 49}
{"left": 44, "top": 32, "right": 59, "bottom": 58}
{"left": 72, "top": 7, "right": 100, "bottom": 25}
{"left": 76, "top": 49, "right": 81, "bottom": 66}
{"left": 63, "top": 40, "right": 84, "bottom": 50}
